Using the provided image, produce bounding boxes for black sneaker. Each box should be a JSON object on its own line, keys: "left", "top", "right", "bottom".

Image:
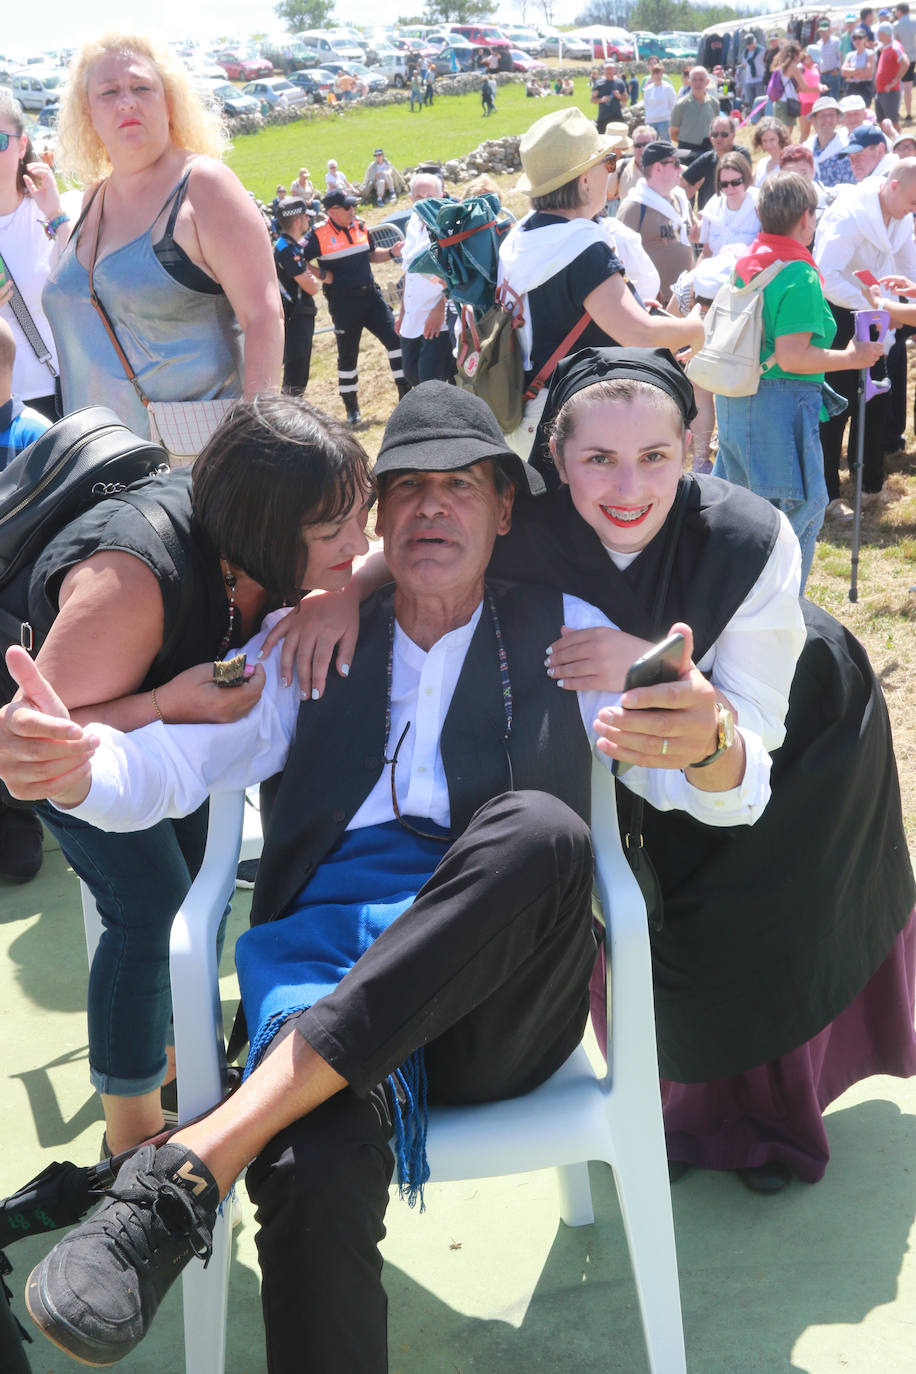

{"left": 345, "top": 406, "right": 362, "bottom": 428}
{"left": 235, "top": 858, "right": 260, "bottom": 890}
{"left": 25, "top": 1142, "right": 219, "bottom": 1366}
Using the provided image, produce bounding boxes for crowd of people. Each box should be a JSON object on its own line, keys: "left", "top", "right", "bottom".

{"left": 0, "top": 22, "right": 914, "bottom": 1374}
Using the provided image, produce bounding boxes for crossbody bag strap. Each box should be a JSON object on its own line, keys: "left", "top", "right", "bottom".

{"left": 622, "top": 475, "right": 692, "bottom": 929}
{"left": 524, "top": 310, "right": 591, "bottom": 401}
{"left": 112, "top": 490, "right": 194, "bottom": 675}
{"left": 0, "top": 255, "right": 57, "bottom": 377}
{"left": 87, "top": 184, "right": 151, "bottom": 408}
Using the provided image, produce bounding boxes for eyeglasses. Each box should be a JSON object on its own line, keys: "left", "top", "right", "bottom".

{"left": 710, "top": 130, "right": 732, "bottom": 138}
{"left": 635, "top": 141, "right": 653, "bottom": 148}
{"left": 0, "top": 133, "right": 15, "bottom": 152}
{"left": 719, "top": 178, "right": 745, "bottom": 189}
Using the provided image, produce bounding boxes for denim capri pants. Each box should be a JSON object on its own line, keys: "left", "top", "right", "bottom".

{"left": 714, "top": 376, "right": 828, "bottom": 590}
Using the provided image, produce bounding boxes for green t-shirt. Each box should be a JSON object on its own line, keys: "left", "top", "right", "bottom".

{"left": 736, "top": 259, "right": 836, "bottom": 385}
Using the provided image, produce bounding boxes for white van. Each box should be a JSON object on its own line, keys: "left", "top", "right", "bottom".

{"left": 368, "top": 51, "right": 414, "bottom": 88}
{"left": 295, "top": 31, "right": 365, "bottom": 63}
{"left": 12, "top": 67, "right": 68, "bottom": 110}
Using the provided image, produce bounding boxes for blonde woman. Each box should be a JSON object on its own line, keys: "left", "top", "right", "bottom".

{"left": 43, "top": 31, "right": 283, "bottom": 436}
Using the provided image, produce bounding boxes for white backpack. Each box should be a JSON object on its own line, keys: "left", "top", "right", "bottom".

{"left": 685, "top": 260, "right": 788, "bottom": 398}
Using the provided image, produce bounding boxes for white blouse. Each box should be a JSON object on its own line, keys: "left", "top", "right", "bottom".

{"left": 699, "top": 186, "right": 761, "bottom": 256}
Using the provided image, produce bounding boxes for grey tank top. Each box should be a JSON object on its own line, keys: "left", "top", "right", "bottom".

{"left": 43, "top": 172, "right": 243, "bottom": 438}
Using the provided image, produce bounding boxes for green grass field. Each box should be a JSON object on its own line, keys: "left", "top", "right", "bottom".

{"left": 224, "top": 81, "right": 595, "bottom": 200}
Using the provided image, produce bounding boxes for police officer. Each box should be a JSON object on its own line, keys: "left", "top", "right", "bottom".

{"left": 274, "top": 198, "right": 321, "bottom": 394}
{"left": 301, "top": 190, "right": 409, "bottom": 425}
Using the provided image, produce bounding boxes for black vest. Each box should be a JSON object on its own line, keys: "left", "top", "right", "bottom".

{"left": 249, "top": 580, "right": 592, "bottom": 929}
{"left": 492, "top": 474, "right": 915, "bottom": 1081}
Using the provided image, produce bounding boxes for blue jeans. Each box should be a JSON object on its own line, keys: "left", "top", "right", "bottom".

{"left": 715, "top": 377, "right": 828, "bottom": 590}
{"left": 648, "top": 118, "right": 670, "bottom": 141}
{"left": 38, "top": 802, "right": 210, "bottom": 1096}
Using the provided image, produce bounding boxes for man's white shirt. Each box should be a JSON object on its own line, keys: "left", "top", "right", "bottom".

{"left": 66, "top": 539, "right": 804, "bottom": 839}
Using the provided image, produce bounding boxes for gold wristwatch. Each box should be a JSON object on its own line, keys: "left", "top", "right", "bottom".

{"left": 688, "top": 702, "right": 735, "bottom": 769}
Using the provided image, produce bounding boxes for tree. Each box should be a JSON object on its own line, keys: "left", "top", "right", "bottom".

{"left": 422, "top": 0, "right": 496, "bottom": 21}
{"left": 274, "top": 0, "right": 335, "bottom": 33}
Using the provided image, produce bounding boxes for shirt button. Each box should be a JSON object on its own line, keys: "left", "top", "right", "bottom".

{"left": 424, "top": 686, "right": 435, "bottom": 697}
{"left": 332, "top": 808, "right": 346, "bottom": 824}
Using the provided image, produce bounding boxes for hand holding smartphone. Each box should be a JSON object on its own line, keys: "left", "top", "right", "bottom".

{"left": 613, "top": 632, "right": 685, "bottom": 775}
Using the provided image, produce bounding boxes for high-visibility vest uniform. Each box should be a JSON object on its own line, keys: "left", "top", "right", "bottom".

{"left": 304, "top": 219, "right": 373, "bottom": 293}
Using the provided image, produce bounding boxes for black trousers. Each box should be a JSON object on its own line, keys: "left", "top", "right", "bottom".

{"left": 245, "top": 791, "right": 596, "bottom": 1374}
{"left": 820, "top": 304, "right": 890, "bottom": 498}
{"left": 281, "top": 311, "right": 315, "bottom": 394}
{"left": 327, "top": 286, "right": 405, "bottom": 405}
{"left": 884, "top": 324, "right": 913, "bottom": 449}
{"left": 400, "top": 331, "right": 456, "bottom": 386}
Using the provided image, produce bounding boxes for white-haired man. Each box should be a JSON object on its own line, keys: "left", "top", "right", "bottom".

{"left": 397, "top": 172, "right": 455, "bottom": 385}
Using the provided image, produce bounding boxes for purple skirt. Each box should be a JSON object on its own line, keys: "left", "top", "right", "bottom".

{"left": 589, "top": 909, "right": 916, "bottom": 1183}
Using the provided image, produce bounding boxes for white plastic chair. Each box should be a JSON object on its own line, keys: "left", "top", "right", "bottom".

{"left": 81, "top": 765, "right": 686, "bottom": 1374}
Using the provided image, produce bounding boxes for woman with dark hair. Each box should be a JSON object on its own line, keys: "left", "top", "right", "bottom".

{"left": 698, "top": 151, "right": 760, "bottom": 257}
{"left": 751, "top": 115, "right": 790, "bottom": 184}
{"left": 0, "top": 394, "right": 372, "bottom": 1155}
{"left": 714, "top": 171, "right": 881, "bottom": 585}
{"left": 0, "top": 90, "right": 66, "bottom": 421}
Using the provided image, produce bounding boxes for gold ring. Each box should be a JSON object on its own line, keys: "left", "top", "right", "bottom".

{"left": 660, "top": 737, "right": 669, "bottom": 756}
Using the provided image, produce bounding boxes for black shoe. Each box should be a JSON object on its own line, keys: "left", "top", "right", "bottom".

{"left": 396, "top": 379, "right": 412, "bottom": 400}
{"left": 345, "top": 406, "right": 362, "bottom": 427}
{"left": 0, "top": 804, "right": 44, "bottom": 884}
{"left": 26, "top": 1142, "right": 219, "bottom": 1365}
{"left": 735, "top": 1160, "right": 793, "bottom": 1194}
{"left": 235, "top": 858, "right": 260, "bottom": 890}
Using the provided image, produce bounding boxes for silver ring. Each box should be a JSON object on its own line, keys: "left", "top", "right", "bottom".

{"left": 660, "top": 737, "right": 669, "bottom": 757}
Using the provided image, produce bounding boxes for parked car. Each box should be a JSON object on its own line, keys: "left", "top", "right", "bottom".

{"left": 241, "top": 77, "right": 308, "bottom": 109}
{"left": 37, "top": 102, "right": 60, "bottom": 127}
{"left": 509, "top": 49, "right": 547, "bottom": 73}
{"left": 204, "top": 81, "right": 260, "bottom": 116}
{"left": 11, "top": 66, "right": 67, "bottom": 110}
{"left": 287, "top": 68, "right": 337, "bottom": 99}
{"left": 449, "top": 24, "right": 512, "bottom": 51}
{"left": 430, "top": 44, "right": 477, "bottom": 77}
{"left": 502, "top": 26, "right": 543, "bottom": 50}
{"left": 214, "top": 51, "right": 273, "bottom": 80}
{"left": 537, "top": 35, "right": 591, "bottom": 60}
{"left": 577, "top": 31, "right": 637, "bottom": 61}
{"left": 188, "top": 60, "right": 229, "bottom": 81}
{"left": 337, "top": 62, "right": 388, "bottom": 92}
{"left": 369, "top": 51, "right": 418, "bottom": 87}
{"left": 295, "top": 31, "right": 365, "bottom": 63}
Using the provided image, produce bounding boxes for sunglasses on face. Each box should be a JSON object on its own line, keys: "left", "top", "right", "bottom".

{"left": 0, "top": 132, "right": 18, "bottom": 153}
{"left": 710, "top": 130, "right": 731, "bottom": 138}
{"left": 719, "top": 178, "right": 745, "bottom": 189}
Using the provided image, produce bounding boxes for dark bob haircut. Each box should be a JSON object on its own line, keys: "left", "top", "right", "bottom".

{"left": 192, "top": 393, "right": 373, "bottom": 603}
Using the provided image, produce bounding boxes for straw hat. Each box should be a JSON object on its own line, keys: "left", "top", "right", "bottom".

{"left": 516, "top": 108, "right": 629, "bottom": 198}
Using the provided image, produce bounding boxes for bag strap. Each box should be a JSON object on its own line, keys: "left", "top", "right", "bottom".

{"left": 0, "top": 254, "right": 58, "bottom": 377}
{"left": 87, "top": 184, "right": 151, "bottom": 408}
{"left": 112, "top": 490, "right": 193, "bottom": 675}
{"left": 524, "top": 311, "right": 591, "bottom": 402}
{"left": 622, "top": 475, "right": 692, "bottom": 903}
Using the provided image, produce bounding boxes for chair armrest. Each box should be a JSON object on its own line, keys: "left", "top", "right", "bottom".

{"left": 589, "top": 758, "right": 659, "bottom": 1093}
{"left": 169, "top": 790, "right": 247, "bottom": 1122}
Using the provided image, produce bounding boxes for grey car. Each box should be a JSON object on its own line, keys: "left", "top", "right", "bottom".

{"left": 242, "top": 77, "right": 309, "bottom": 109}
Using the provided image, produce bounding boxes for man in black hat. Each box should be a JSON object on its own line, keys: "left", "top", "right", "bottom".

{"left": 17, "top": 380, "right": 725, "bottom": 1374}
{"left": 299, "top": 190, "right": 408, "bottom": 425}
{"left": 617, "top": 140, "right": 697, "bottom": 297}
{"left": 273, "top": 197, "right": 321, "bottom": 394}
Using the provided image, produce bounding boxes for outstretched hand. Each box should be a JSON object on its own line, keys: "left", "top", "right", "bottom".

{"left": 0, "top": 647, "right": 97, "bottom": 806}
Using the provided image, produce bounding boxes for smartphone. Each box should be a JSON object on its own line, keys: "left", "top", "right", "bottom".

{"left": 612, "top": 633, "right": 684, "bottom": 776}
{"left": 623, "top": 632, "right": 685, "bottom": 692}
{"left": 854, "top": 269, "right": 879, "bottom": 289}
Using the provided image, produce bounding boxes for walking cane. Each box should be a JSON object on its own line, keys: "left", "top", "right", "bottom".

{"left": 849, "top": 308, "right": 890, "bottom": 603}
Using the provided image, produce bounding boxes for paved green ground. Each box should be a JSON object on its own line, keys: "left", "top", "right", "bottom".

{"left": 2, "top": 835, "right": 915, "bottom": 1374}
